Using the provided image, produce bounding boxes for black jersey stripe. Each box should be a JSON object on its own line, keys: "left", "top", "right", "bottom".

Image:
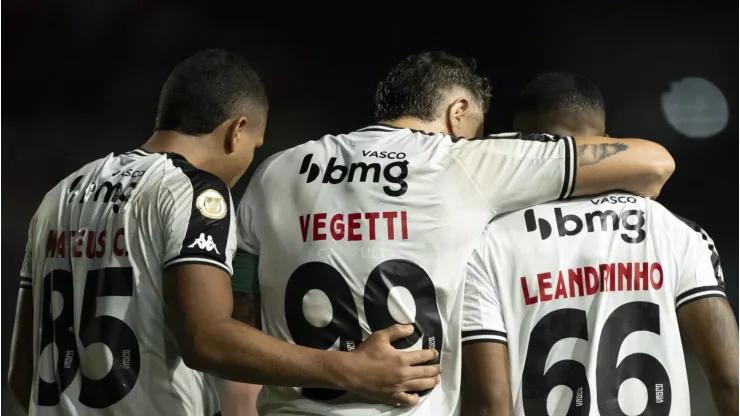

{"left": 676, "top": 285, "right": 725, "bottom": 304}
{"left": 558, "top": 136, "right": 576, "bottom": 200}
{"left": 462, "top": 329, "right": 506, "bottom": 339}
{"left": 166, "top": 153, "right": 232, "bottom": 273}
{"left": 671, "top": 214, "right": 724, "bottom": 290}
{"left": 676, "top": 291, "right": 726, "bottom": 310}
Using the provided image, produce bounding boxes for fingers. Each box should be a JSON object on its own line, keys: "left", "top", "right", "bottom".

{"left": 399, "top": 375, "right": 441, "bottom": 393}
{"left": 375, "top": 324, "right": 414, "bottom": 342}
{"left": 405, "top": 363, "right": 442, "bottom": 380}
{"left": 402, "top": 348, "right": 439, "bottom": 366}
{"left": 392, "top": 391, "right": 420, "bottom": 407}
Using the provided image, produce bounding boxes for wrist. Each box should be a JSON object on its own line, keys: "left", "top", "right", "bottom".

{"left": 321, "top": 351, "right": 356, "bottom": 391}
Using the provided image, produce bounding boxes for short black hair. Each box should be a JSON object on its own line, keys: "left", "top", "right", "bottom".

{"left": 374, "top": 51, "right": 491, "bottom": 122}
{"left": 514, "top": 72, "right": 604, "bottom": 133}
{"left": 154, "top": 49, "right": 268, "bottom": 135}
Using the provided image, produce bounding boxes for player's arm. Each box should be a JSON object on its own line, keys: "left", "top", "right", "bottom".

{"left": 220, "top": 249, "right": 262, "bottom": 415}
{"left": 8, "top": 217, "right": 38, "bottom": 413}
{"left": 678, "top": 298, "right": 738, "bottom": 416}
{"left": 8, "top": 286, "right": 33, "bottom": 413}
{"left": 460, "top": 232, "right": 514, "bottom": 416}
{"left": 449, "top": 133, "right": 674, "bottom": 215}
{"left": 231, "top": 249, "right": 261, "bottom": 329}
{"left": 162, "top": 172, "right": 440, "bottom": 406}
{"left": 672, "top": 216, "right": 738, "bottom": 416}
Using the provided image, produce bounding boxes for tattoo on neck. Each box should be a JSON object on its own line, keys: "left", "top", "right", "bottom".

{"left": 577, "top": 143, "right": 628, "bottom": 167}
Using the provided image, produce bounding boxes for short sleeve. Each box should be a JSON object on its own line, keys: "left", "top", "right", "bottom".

{"left": 447, "top": 133, "right": 576, "bottom": 216}
{"left": 232, "top": 152, "right": 283, "bottom": 293}
{"left": 672, "top": 215, "right": 725, "bottom": 309}
{"left": 236, "top": 181, "right": 260, "bottom": 255}
{"left": 161, "top": 164, "right": 236, "bottom": 276}
{"left": 19, "top": 212, "right": 37, "bottom": 289}
{"left": 461, "top": 229, "right": 507, "bottom": 345}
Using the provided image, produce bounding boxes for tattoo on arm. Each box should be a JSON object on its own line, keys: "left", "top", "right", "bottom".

{"left": 232, "top": 293, "right": 261, "bottom": 330}
{"left": 577, "top": 143, "right": 628, "bottom": 167}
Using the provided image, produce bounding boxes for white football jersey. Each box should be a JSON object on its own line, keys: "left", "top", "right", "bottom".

{"left": 20, "top": 148, "right": 237, "bottom": 416}
{"left": 462, "top": 193, "right": 725, "bottom": 416}
{"left": 236, "top": 124, "right": 578, "bottom": 415}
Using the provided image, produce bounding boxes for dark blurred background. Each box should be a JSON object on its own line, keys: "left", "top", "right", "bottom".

{"left": 2, "top": 1, "right": 737, "bottom": 415}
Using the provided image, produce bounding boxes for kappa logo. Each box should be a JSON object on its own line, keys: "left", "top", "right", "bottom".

{"left": 188, "top": 233, "right": 220, "bottom": 254}
{"left": 524, "top": 207, "right": 647, "bottom": 244}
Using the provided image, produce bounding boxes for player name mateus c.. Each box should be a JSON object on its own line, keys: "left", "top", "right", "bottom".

{"left": 45, "top": 228, "right": 129, "bottom": 259}
{"left": 520, "top": 261, "right": 664, "bottom": 305}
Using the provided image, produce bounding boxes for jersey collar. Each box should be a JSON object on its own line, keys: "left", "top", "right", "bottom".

{"left": 355, "top": 123, "right": 404, "bottom": 133}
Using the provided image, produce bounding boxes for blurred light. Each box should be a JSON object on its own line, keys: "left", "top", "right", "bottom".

{"left": 660, "top": 77, "right": 728, "bottom": 139}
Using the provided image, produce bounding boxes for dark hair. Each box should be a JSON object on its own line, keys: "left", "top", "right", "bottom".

{"left": 515, "top": 72, "right": 604, "bottom": 125}
{"left": 374, "top": 51, "right": 491, "bottom": 122}
{"left": 154, "top": 49, "right": 268, "bottom": 135}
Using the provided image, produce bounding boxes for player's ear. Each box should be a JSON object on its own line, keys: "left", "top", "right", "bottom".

{"left": 446, "top": 97, "right": 469, "bottom": 137}
{"left": 224, "top": 117, "right": 249, "bottom": 155}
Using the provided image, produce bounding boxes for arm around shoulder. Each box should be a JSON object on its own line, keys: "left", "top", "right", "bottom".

{"left": 571, "top": 136, "right": 675, "bottom": 198}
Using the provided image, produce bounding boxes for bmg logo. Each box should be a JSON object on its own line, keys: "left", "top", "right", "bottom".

{"left": 299, "top": 154, "right": 409, "bottom": 197}
{"left": 524, "top": 208, "right": 647, "bottom": 244}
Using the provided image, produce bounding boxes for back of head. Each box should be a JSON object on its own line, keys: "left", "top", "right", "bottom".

{"left": 155, "top": 49, "right": 268, "bottom": 135}
{"left": 513, "top": 72, "right": 605, "bottom": 137}
{"left": 374, "top": 51, "right": 491, "bottom": 123}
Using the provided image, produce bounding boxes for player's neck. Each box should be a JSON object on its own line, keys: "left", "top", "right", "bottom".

{"left": 141, "top": 131, "right": 216, "bottom": 168}
{"left": 380, "top": 117, "right": 450, "bottom": 136}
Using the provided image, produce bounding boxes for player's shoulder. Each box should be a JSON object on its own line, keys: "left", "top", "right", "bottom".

{"left": 452, "top": 132, "right": 572, "bottom": 148}
{"left": 159, "top": 153, "right": 231, "bottom": 214}
{"left": 648, "top": 200, "right": 713, "bottom": 242}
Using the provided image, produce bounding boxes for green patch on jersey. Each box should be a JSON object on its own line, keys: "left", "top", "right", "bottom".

{"left": 232, "top": 249, "right": 260, "bottom": 294}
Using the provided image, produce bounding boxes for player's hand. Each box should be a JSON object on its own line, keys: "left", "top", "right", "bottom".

{"left": 344, "top": 324, "right": 441, "bottom": 407}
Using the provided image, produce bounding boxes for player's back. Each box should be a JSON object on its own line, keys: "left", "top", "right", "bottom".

{"left": 244, "top": 125, "right": 497, "bottom": 415}
{"left": 24, "top": 149, "right": 223, "bottom": 416}
{"left": 463, "top": 193, "right": 725, "bottom": 416}
{"left": 240, "top": 125, "right": 578, "bottom": 415}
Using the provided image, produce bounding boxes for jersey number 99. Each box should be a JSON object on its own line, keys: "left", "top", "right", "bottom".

{"left": 35, "top": 267, "right": 141, "bottom": 409}
{"left": 284, "top": 259, "right": 443, "bottom": 401}
{"left": 522, "top": 302, "right": 672, "bottom": 416}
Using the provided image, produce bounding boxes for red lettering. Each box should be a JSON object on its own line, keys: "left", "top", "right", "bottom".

{"left": 400, "top": 211, "right": 408, "bottom": 240}
{"left": 330, "top": 214, "right": 344, "bottom": 240}
{"left": 650, "top": 262, "right": 663, "bottom": 290}
{"left": 599, "top": 263, "right": 615, "bottom": 292}
{"left": 71, "top": 230, "right": 83, "bottom": 258}
{"left": 382, "top": 212, "right": 398, "bottom": 239}
{"left": 365, "top": 212, "right": 379, "bottom": 240}
{"left": 46, "top": 230, "right": 58, "bottom": 258}
{"left": 568, "top": 268, "right": 584, "bottom": 297}
{"left": 618, "top": 263, "right": 632, "bottom": 291}
{"left": 95, "top": 231, "right": 106, "bottom": 258}
{"left": 348, "top": 213, "right": 362, "bottom": 241}
{"left": 56, "top": 231, "right": 67, "bottom": 258}
{"left": 313, "top": 213, "right": 327, "bottom": 241}
{"left": 299, "top": 215, "right": 311, "bottom": 242}
{"left": 554, "top": 271, "right": 567, "bottom": 299}
{"left": 521, "top": 277, "right": 538, "bottom": 305}
{"left": 83, "top": 230, "right": 97, "bottom": 259}
{"left": 584, "top": 266, "right": 599, "bottom": 295}
{"left": 634, "top": 262, "right": 649, "bottom": 291}
{"left": 537, "top": 272, "right": 553, "bottom": 302}
{"left": 113, "top": 229, "right": 125, "bottom": 256}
